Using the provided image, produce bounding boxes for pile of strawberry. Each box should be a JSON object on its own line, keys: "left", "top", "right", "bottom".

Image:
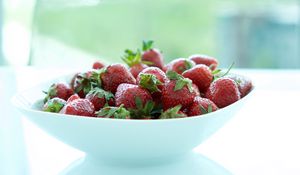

{"left": 42, "top": 41, "right": 252, "bottom": 119}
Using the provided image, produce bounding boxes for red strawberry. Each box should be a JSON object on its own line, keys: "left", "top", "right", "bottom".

{"left": 115, "top": 83, "right": 152, "bottom": 109}
{"left": 122, "top": 49, "right": 148, "bottom": 78}
{"left": 166, "top": 58, "right": 195, "bottom": 74}
{"left": 72, "top": 69, "right": 102, "bottom": 98}
{"left": 192, "top": 84, "right": 200, "bottom": 96}
{"left": 96, "top": 105, "right": 130, "bottom": 119}
{"left": 85, "top": 88, "right": 115, "bottom": 111}
{"left": 162, "top": 71, "right": 197, "bottom": 110}
{"left": 225, "top": 74, "right": 253, "bottom": 97}
{"left": 182, "top": 64, "right": 213, "bottom": 92}
{"left": 67, "top": 94, "right": 80, "bottom": 103}
{"left": 205, "top": 77, "right": 240, "bottom": 108}
{"left": 141, "top": 40, "right": 164, "bottom": 69}
{"left": 189, "top": 54, "right": 218, "bottom": 70}
{"left": 44, "top": 83, "right": 74, "bottom": 103}
{"left": 187, "top": 96, "right": 218, "bottom": 116}
{"left": 43, "top": 97, "right": 66, "bottom": 113}
{"left": 137, "top": 67, "right": 168, "bottom": 93}
{"left": 60, "top": 98, "right": 95, "bottom": 117}
{"left": 101, "top": 64, "right": 136, "bottom": 94}
{"left": 159, "top": 105, "right": 187, "bottom": 119}
{"left": 92, "top": 61, "right": 105, "bottom": 69}
{"left": 115, "top": 83, "right": 154, "bottom": 119}
{"left": 137, "top": 69, "right": 167, "bottom": 112}
{"left": 137, "top": 67, "right": 168, "bottom": 86}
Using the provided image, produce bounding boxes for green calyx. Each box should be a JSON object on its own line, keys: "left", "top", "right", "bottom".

{"left": 142, "top": 40, "right": 154, "bottom": 51}
{"left": 43, "top": 98, "right": 66, "bottom": 113}
{"left": 129, "top": 97, "right": 155, "bottom": 119}
{"left": 166, "top": 71, "right": 193, "bottom": 93}
{"left": 184, "top": 60, "right": 194, "bottom": 70}
{"left": 43, "top": 84, "right": 58, "bottom": 103}
{"left": 199, "top": 104, "right": 213, "bottom": 114}
{"left": 122, "top": 49, "right": 143, "bottom": 67}
{"left": 74, "top": 69, "right": 104, "bottom": 95}
{"left": 139, "top": 73, "right": 162, "bottom": 93}
{"left": 87, "top": 87, "right": 114, "bottom": 101}
{"left": 159, "top": 105, "right": 185, "bottom": 119}
{"left": 96, "top": 104, "right": 130, "bottom": 119}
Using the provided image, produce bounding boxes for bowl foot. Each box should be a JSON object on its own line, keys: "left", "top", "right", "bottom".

{"left": 60, "top": 152, "right": 232, "bottom": 175}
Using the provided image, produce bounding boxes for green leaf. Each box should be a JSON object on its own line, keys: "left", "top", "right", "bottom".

{"left": 122, "top": 49, "right": 142, "bottom": 67}
{"left": 184, "top": 60, "right": 194, "bottom": 70}
{"left": 166, "top": 71, "right": 183, "bottom": 80}
{"left": 129, "top": 99, "right": 155, "bottom": 119}
{"left": 96, "top": 104, "right": 130, "bottom": 119}
{"left": 142, "top": 40, "right": 154, "bottom": 51}
{"left": 141, "top": 60, "right": 154, "bottom": 66}
{"left": 159, "top": 105, "right": 185, "bottom": 119}
{"left": 139, "top": 73, "right": 162, "bottom": 93}
{"left": 43, "top": 98, "right": 66, "bottom": 113}
{"left": 174, "top": 79, "right": 187, "bottom": 91}
{"left": 212, "top": 69, "right": 222, "bottom": 75}
{"left": 143, "top": 101, "right": 155, "bottom": 114}
{"left": 43, "top": 84, "right": 57, "bottom": 103}
{"left": 207, "top": 104, "right": 213, "bottom": 113}
{"left": 135, "top": 96, "right": 143, "bottom": 110}
{"left": 199, "top": 104, "right": 208, "bottom": 114}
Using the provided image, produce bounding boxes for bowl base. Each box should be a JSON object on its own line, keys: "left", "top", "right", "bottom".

{"left": 60, "top": 152, "right": 232, "bottom": 175}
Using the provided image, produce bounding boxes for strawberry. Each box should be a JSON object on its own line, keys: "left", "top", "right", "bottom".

{"left": 166, "top": 58, "right": 195, "bottom": 74}
{"left": 141, "top": 40, "right": 164, "bottom": 69}
{"left": 137, "top": 67, "right": 168, "bottom": 93}
{"left": 162, "top": 71, "right": 197, "bottom": 110}
{"left": 100, "top": 64, "right": 136, "bottom": 94}
{"left": 67, "top": 94, "right": 80, "bottom": 103}
{"left": 72, "top": 69, "right": 102, "bottom": 98}
{"left": 159, "top": 105, "right": 187, "bottom": 119}
{"left": 43, "top": 83, "right": 74, "bottom": 103}
{"left": 85, "top": 87, "right": 115, "bottom": 111}
{"left": 60, "top": 98, "right": 95, "bottom": 117}
{"left": 122, "top": 49, "right": 148, "bottom": 78}
{"left": 225, "top": 74, "right": 253, "bottom": 97}
{"left": 137, "top": 68, "right": 169, "bottom": 115}
{"left": 189, "top": 54, "right": 218, "bottom": 70}
{"left": 187, "top": 96, "right": 218, "bottom": 116}
{"left": 92, "top": 61, "right": 105, "bottom": 69}
{"left": 96, "top": 105, "right": 130, "bottom": 119}
{"left": 115, "top": 83, "right": 152, "bottom": 109}
{"left": 182, "top": 64, "right": 213, "bottom": 92}
{"left": 205, "top": 77, "right": 240, "bottom": 108}
{"left": 115, "top": 83, "right": 154, "bottom": 119}
{"left": 137, "top": 67, "right": 168, "bottom": 86}
{"left": 43, "top": 97, "right": 66, "bottom": 113}
{"left": 192, "top": 84, "right": 200, "bottom": 96}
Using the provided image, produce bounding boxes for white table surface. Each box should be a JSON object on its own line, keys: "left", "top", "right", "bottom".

{"left": 1, "top": 67, "right": 300, "bottom": 175}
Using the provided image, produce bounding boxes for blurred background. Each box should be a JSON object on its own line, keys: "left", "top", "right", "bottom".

{"left": 0, "top": 0, "right": 299, "bottom": 68}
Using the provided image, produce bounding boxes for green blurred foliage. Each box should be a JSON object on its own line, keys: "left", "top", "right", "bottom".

{"left": 31, "top": 0, "right": 298, "bottom": 67}
{"left": 33, "top": 0, "right": 217, "bottom": 63}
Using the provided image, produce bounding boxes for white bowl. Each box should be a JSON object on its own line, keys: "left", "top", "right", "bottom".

{"left": 12, "top": 74, "right": 254, "bottom": 165}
